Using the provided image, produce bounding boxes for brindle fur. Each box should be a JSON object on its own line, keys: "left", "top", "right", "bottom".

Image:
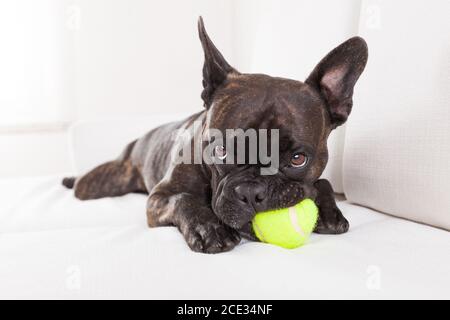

{"left": 64, "top": 17, "right": 368, "bottom": 253}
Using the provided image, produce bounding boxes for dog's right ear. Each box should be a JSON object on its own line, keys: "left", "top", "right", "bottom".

{"left": 198, "top": 17, "right": 236, "bottom": 108}
{"left": 306, "top": 37, "right": 368, "bottom": 128}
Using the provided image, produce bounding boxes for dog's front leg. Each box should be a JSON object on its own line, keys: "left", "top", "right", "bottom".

{"left": 313, "top": 179, "right": 349, "bottom": 234}
{"left": 147, "top": 191, "right": 241, "bottom": 254}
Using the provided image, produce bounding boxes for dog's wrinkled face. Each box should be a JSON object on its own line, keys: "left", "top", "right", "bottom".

{"left": 197, "top": 18, "right": 368, "bottom": 233}
{"left": 206, "top": 75, "right": 331, "bottom": 231}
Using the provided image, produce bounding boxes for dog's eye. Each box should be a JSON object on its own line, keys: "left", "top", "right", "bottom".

{"left": 214, "top": 145, "right": 227, "bottom": 160}
{"left": 291, "top": 152, "right": 308, "bottom": 168}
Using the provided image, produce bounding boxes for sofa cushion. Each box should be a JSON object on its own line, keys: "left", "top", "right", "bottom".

{"left": 343, "top": 0, "right": 450, "bottom": 229}
{"left": 0, "top": 176, "right": 449, "bottom": 299}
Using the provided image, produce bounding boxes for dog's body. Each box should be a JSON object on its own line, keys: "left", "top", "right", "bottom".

{"left": 63, "top": 18, "right": 368, "bottom": 253}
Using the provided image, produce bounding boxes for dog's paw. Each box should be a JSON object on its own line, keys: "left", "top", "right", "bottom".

{"left": 183, "top": 221, "right": 241, "bottom": 254}
{"left": 314, "top": 206, "right": 349, "bottom": 234}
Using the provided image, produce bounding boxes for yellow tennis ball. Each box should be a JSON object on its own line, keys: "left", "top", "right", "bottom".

{"left": 252, "top": 198, "right": 319, "bottom": 249}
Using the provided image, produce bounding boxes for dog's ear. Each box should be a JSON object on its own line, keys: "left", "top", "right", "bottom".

{"left": 306, "top": 37, "right": 368, "bottom": 128}
{"left": 198, "top": 17, "right": 236, "bottom": 108}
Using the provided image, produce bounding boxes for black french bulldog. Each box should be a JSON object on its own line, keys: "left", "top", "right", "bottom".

{"left": 63, "top": 17, "right": 368, "bottom": 253}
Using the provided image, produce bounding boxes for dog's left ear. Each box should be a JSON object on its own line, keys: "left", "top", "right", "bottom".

{"left": 198, "top": 17, "right": 237, "bottom": 108}
{"left": 306, "top": 37, "right": 368, "bottom": 128}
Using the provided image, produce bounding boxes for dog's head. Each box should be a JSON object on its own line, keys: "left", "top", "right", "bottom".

{"left": 197, "top": 18, "right": 368, "bottom": 233}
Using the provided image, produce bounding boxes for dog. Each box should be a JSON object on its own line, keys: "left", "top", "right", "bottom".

{"left": 63, "top": 17, "right": 368, "bottom": 253}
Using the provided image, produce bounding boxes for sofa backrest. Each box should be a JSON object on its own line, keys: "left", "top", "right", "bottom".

{"left": 69, "top": 114, "right": 191, "bottom": 175}
{"left": 343, "top": 0, "right": 450, "bottom": 230}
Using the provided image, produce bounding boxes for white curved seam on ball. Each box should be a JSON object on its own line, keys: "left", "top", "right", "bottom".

{"left": 288, "top": 206, "right": 305, "bottom": 237}
{"left": 253, "top": 222, "right": 267, "bottom": 243}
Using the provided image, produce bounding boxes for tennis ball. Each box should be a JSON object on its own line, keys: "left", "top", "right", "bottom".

{"left": 252, "top": 198, "right": 319, "bottom": 249}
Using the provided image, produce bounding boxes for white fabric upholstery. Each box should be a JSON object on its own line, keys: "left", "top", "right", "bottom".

{"left": 0, "top": 176, "right": 449, "bottom": 299}
{"left": 69, "top": 113, "right": 191, "bottom": 175}
{"left": 343, "top": 0, "right": 450, "bottom": 230}
{"left": 321, "top": 125, "right": 346, "bottom": 193}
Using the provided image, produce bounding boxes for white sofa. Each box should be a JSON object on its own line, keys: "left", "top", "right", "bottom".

{"left": 0, "top": 110, "right": 449, "bottom": 299}
{"left": 1, "top": 0, "right": 449, "bottom": 299}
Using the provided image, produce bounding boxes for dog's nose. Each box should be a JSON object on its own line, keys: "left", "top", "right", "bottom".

{"left": 234, "top": 183, "right": 267, "bottom": 211}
